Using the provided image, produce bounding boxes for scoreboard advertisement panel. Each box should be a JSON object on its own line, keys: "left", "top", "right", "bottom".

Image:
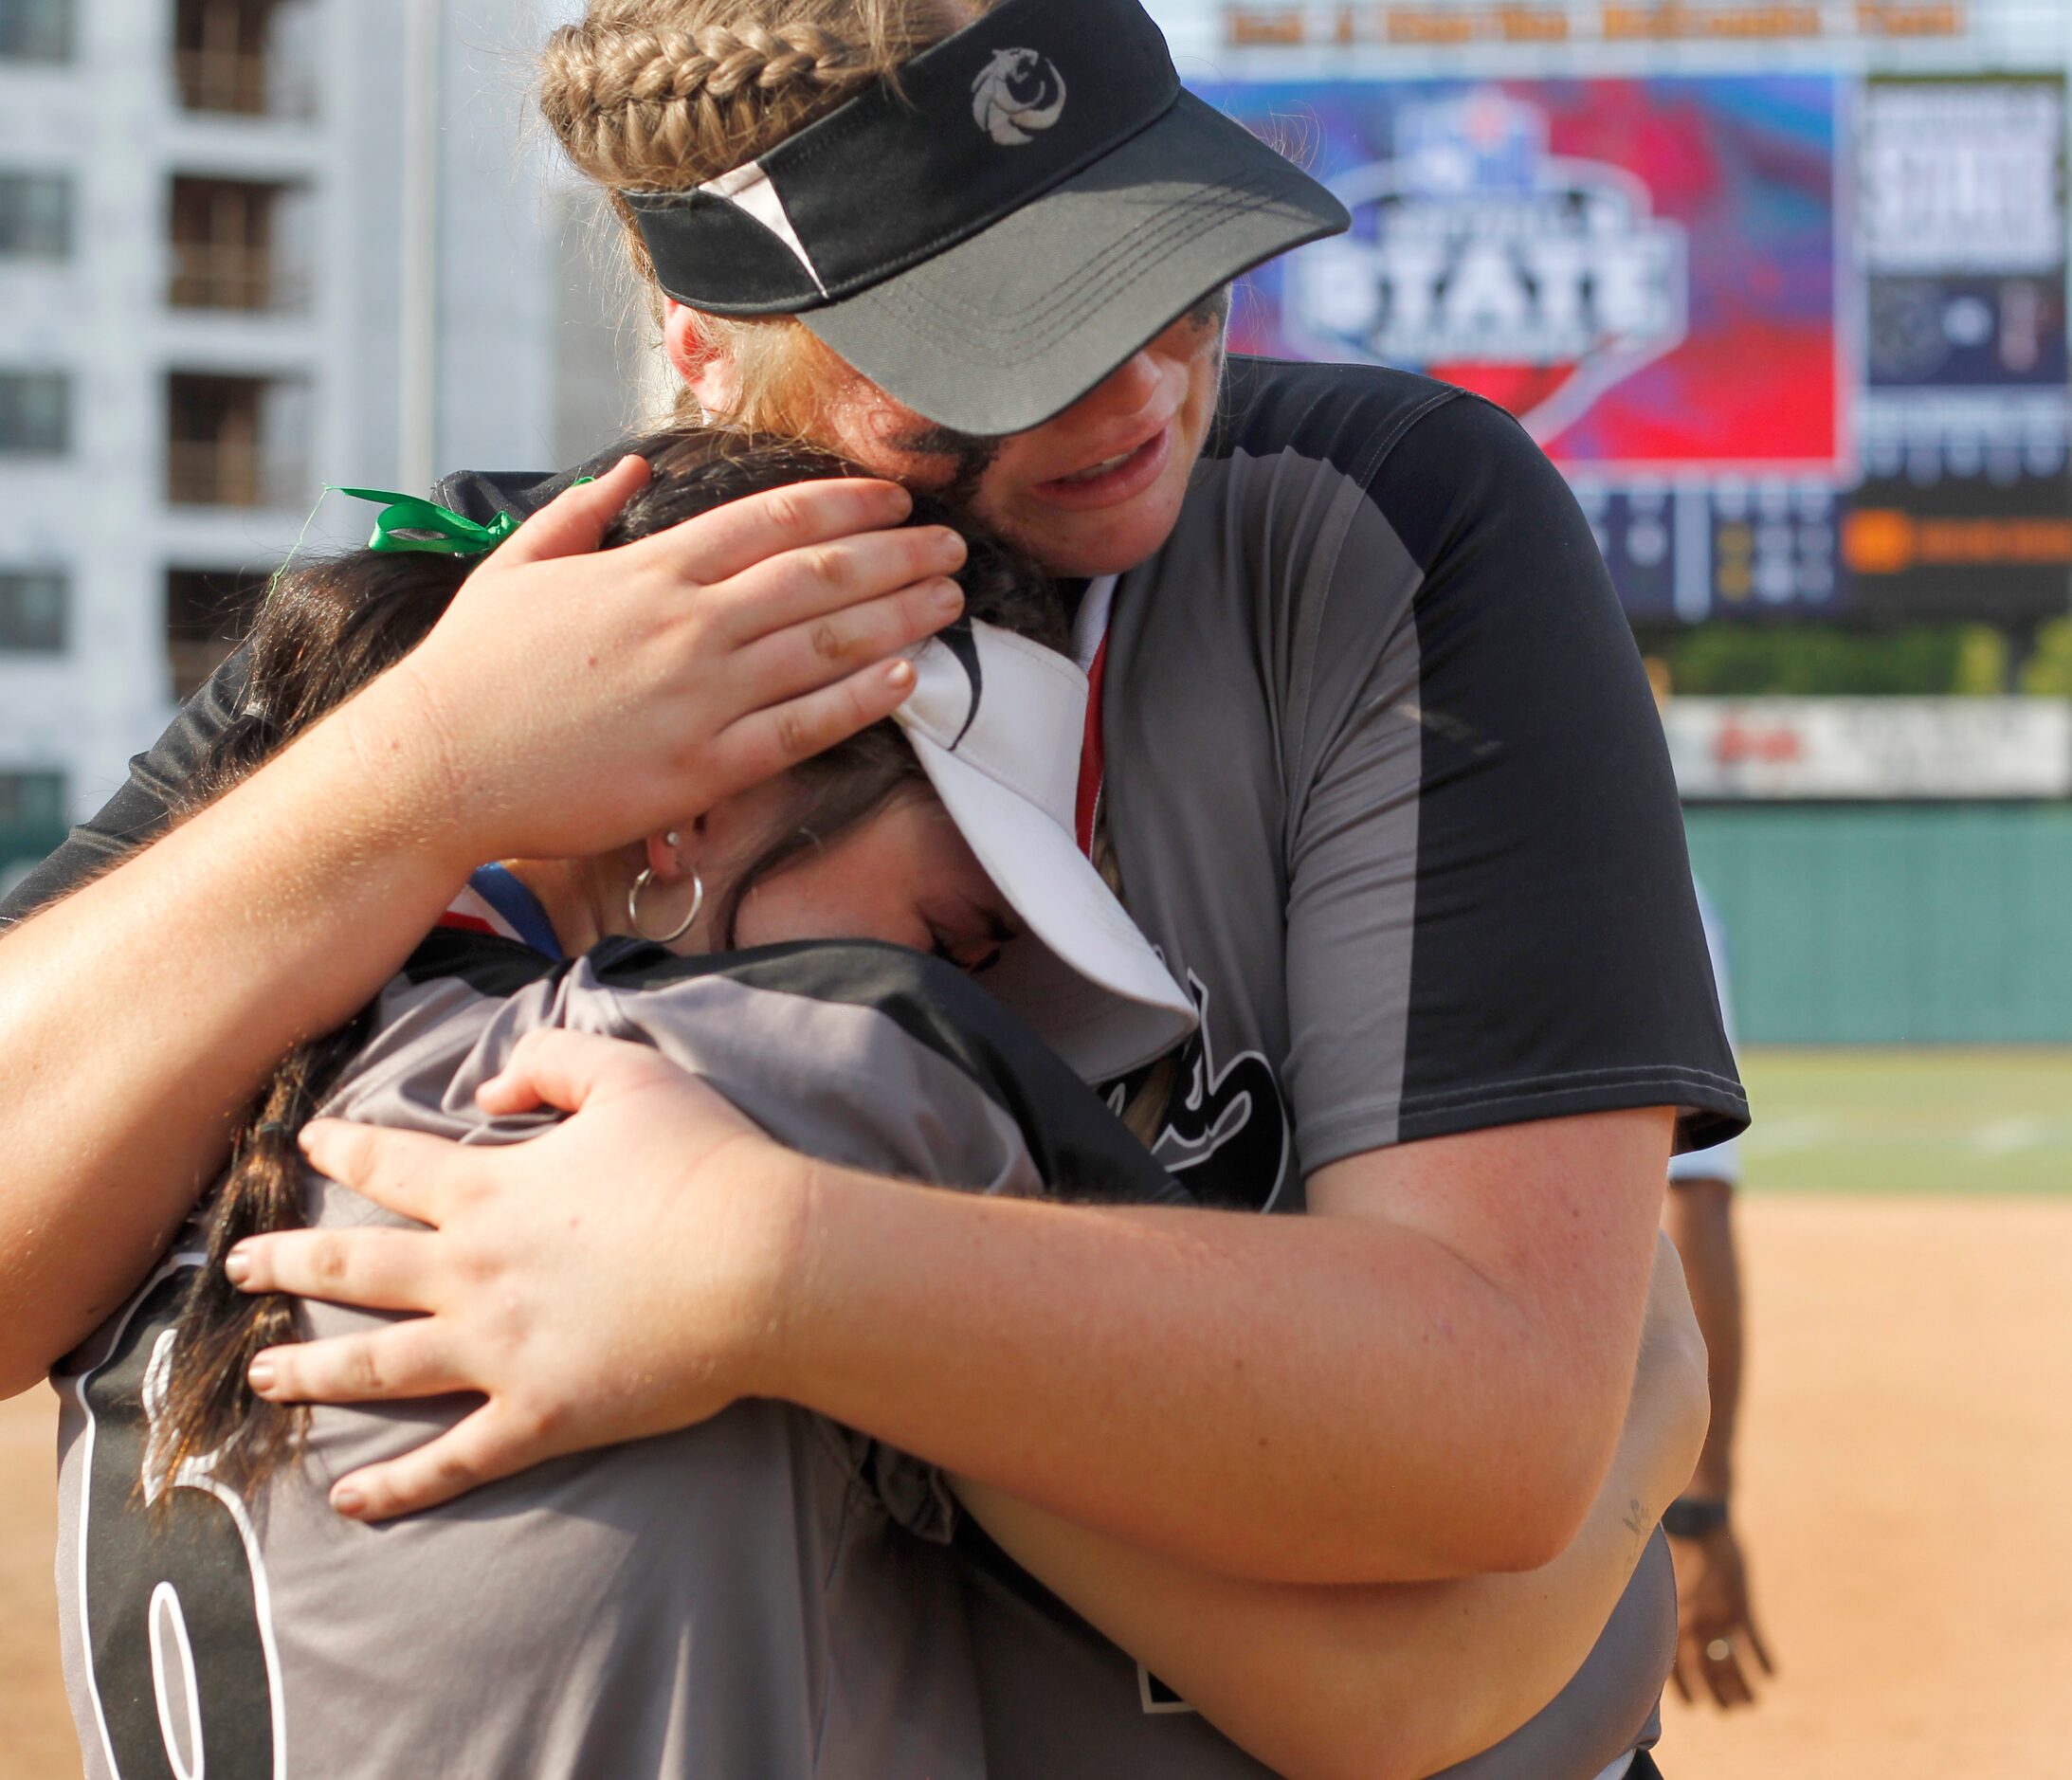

{"left": 1846, "top": 75, "right": 2072, "bottom": 623}
{"left": 1197, "top": 68, "right": 2072, "bottom": 623}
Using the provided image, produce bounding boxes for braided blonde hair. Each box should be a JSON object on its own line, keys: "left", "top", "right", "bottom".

{"left": 540, "top": 0, "right": 976, "bottom": 431}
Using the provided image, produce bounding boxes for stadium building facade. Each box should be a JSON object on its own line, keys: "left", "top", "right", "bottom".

{"left": 0, "top": 0, "right": 629, "bottom": 894}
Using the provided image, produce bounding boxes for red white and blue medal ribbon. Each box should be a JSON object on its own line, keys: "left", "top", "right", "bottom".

{"left": 436, "top": 863, "right": 563, "bottom": 958}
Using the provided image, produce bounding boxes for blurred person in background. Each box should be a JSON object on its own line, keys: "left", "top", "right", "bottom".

{"left": 1645, "top": 656, "right": 1776, "bottom": 1711}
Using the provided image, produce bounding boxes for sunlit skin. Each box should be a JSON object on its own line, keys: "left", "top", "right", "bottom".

{"left": 669, "top": 303, "right": 1230, "bottom": 579}
{"left": 509, "top": 784, "right": 1019, "bottom": 975}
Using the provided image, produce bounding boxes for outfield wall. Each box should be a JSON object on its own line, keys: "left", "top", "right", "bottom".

{"left": 1683, "top": 805, "right": 2072, "bottom": 1044}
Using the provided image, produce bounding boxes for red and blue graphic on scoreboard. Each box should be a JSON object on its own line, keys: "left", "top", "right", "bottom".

{"left": 1199, "top": 76, "right": 1842, "bottom": 474}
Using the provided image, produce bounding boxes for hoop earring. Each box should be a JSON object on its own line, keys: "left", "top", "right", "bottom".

{"left": 627, "top": 865, "right": 704, "bottom": 947}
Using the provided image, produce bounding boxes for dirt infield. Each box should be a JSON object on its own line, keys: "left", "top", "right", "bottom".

{"left": 6, "top": 1192, "right": 2069, "bottom": 1777}
{"left": 1656, "top": 1194, "right": 2072, "bottom": 1776}
{"left": 0, "top": 1379, "right": 72, "bottom": 1778}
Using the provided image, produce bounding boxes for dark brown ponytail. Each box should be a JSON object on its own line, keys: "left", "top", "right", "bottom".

{"left": 152, "top": 547, "right": 471, "bottom": 1498}
{"left": 154, "top": 1026, "right": 373, "bottom": 1495}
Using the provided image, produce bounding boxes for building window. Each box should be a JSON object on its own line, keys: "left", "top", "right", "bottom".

{"left": 166, "top": 372, "right": 309, "bottom": 508}
{"left": 0, "top": 0, "right": 73, "bottom": 63}
{"left": 170, "top": 175, "right": 305, "bottom": 311}
{"left": 0, "top": 173, "right": 70, "bottom": 259}
{"left": 0, "top": 569, "right": 65, "bottom": 651}
{"left": 173, "top": 0, "right": 310, "bottom": 118}
{"left": 167, "top": 567, "right": 266, "bottom": 699}
{"left": 0, "top": 372, "right": 67, "bottom": 455}
{"left": 0, "top": 770, "right": 65, "bottom": 873}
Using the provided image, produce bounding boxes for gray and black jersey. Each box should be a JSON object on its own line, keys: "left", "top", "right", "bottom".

{"left": 15, "top": 355, "right": 1749, "bottom": 1779}
{"left": 51, "top": 933, "right": 1186, "bottom": 1780}
{"left": 952, "top": 359, "right": 1740, "bottom": 1780}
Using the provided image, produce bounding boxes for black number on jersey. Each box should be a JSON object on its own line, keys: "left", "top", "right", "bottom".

{"left": 1149, "top": 971, "right": 1292, "bottom": 1213}
{"left": 74, "top": 1261, "right": 282, "bottom": 1777}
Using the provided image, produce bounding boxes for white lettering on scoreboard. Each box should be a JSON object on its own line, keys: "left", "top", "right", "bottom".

{"left": 1860, "top": 82, "right": 2065, "bottom": 276}
{"left": 1663, "top": 698, "right": 2072, "bottom": 800}
{"left": 1287, "top": 91, "right": 1687, "bottom": 445}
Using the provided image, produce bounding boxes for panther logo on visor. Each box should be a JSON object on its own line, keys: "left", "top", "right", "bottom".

{"left": 972, "top": 48, "right": 1067, "bottom": 146}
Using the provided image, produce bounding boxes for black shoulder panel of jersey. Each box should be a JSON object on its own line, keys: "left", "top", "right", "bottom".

{"left": 431, "top": 435, "right": 638, "bottom": 527}
{"left": 1212, "top": 352, "right": 1470, "bottom": 489}
{"left": 1372, "top": 392, "right": 1750, "bottom": 1151}
{"left": 397, "top": 925, "right": 563, "bottom": 1000}
{"left": 586, "top": 935, "right": 1192, "bottom": 1210}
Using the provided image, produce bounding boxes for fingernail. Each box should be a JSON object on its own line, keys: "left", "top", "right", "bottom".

{"left": 886, "top": 659, "right": 916, "bottom": 690}
{"left": 332, "top": 1485, "right": 365, "bottom": 1518}
{"left": 247, "top": 1358, "right": 275, "bottom": 1392}
{"left": 930, "top": 579, "right": 964, "bottom": 614}
{"left": 225, "top": 1249, "right": 252, "bottom": 1286}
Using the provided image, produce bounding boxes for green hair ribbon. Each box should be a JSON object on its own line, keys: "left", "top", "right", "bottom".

{"left": 335, "top": 487, "right": 521, "bottom": 558}
{"left": 332, "top": 475, "right": 597, "bottom": 559}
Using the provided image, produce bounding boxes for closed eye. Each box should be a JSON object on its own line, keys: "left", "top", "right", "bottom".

{"left": 930, "top": 916, "right": 1015, "bottom": 976}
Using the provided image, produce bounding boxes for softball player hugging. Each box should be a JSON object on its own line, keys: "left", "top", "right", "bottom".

{"left": 50, "top": 429, "right": 1705, "bottom": 1780}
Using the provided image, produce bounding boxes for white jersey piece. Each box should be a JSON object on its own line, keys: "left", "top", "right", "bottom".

{"left": 1667, "top": 882, "right": 1744, "bottom": 1187}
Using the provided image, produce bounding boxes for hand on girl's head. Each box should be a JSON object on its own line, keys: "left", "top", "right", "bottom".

{"left": 342, "top": 459, "right": 955, "bottom": 871}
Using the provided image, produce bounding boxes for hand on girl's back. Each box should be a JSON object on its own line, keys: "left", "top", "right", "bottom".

{"left": 229, "top": 1028, "right": 807, "bottom": 1521}
{"left": 342, "top": 455, "right": 967, "bottom": 867}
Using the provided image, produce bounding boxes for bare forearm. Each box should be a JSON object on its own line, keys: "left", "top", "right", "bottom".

{"left": 954, "top": 1240, "right": 1708, "bottom": 1780}
{"left": 764, "top": 1162, "right": 1638, "bottom": 1584}
{"left": 1663, "top": 1179, "right": 1741, "bottom": 1497}
{"left": 958, "top": 1314, "right": 1702, "bottom": 1780}
{"left": 0, "top": 691, "right": 465, "bottom": 1389}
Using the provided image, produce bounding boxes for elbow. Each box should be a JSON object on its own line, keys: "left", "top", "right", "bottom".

{"left": 1441, "top": 1395, "right": 1627, "bottom": 1576}
{"left": 1501, "top": 1421, "right": 1627, "bottom": 1571}
{"left": 1379, "top": 1479, "right": 1593, "bottom": 1580}
{"left": 1462, "top": 1488, "right": 1594, "bottom": 1576}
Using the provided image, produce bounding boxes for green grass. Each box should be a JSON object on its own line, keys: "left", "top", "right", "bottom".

{"left": 1736, "top": 1048, "right": 2072, "bottom": 1197}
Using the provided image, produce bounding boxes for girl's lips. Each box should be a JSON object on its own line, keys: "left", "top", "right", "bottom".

{"left": 1027, "top": 424, "right": 1173, "bottom": 512}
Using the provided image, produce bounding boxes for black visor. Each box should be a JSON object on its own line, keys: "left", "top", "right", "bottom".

{"left": 623, "top": 0, "right": 1348, "bottom": 434}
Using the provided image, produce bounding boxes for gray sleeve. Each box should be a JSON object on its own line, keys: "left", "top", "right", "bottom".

{"left": 301, "top": 954, "right": 1079, "bottom": 1545}
{"left": 1280, "top": 396, "right": 1746, "bottom": 1168}
{"left": 592, "top": 971, "right": 1051, "bottom": 1201}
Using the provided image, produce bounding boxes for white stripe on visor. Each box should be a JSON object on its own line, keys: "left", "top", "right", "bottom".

{"left": 697, "top": 161, "right": 827, "bottom": 297}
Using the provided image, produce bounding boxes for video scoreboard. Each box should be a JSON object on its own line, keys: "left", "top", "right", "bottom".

{"left": 1197, "top": 14, "right": 2072, "bottom": 623}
